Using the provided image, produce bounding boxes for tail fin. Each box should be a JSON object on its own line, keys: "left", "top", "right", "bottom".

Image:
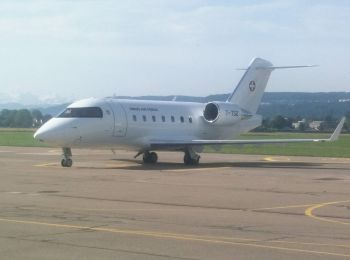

{"left": 227, "top": 57, "right": 273, "bottom": 114}
{"left": 227, "top": 57, "right": 316, "bottom": 114}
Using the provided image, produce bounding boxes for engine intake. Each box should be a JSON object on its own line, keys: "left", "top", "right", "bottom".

{"left": 203, "top": 103, "right": 219, "bottom": 122}
{"left": 203, "top": 102, "right": 242, "bottom": 125}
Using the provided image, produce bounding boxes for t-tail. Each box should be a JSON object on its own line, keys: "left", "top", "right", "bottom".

{"left": 227, "top": 57, "right": 316, "bottom": 114}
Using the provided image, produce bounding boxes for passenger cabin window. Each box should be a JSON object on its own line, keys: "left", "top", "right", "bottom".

{"left": 180, "top": 116, "right": 184, "bottom": 123}
{"left": 143, "top": 115, "right": 147, "bottom": 122}
{"left": 189, "top": 116, "right": 193, "bottom": 123}
{"left": 152, "top": 115, "right": 156, "bottom": 122}
{"left": 58, "top": 107, "right": 103, "bottom": 118}
{"left": 171, "top": 116, "right": 175, "bottom": 122}
{"left": 133, "top": 115, "right": 137, "bottom": 122}
{"left": 162, "top": 115, "right": 165, "bottom": 122}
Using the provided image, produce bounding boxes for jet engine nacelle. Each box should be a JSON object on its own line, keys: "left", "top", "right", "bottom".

{"left": 203, "top": 102, "right": 242, "bottom": 125}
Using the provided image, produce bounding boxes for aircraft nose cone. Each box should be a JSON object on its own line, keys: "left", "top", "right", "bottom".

{"left": 34, "top": 120, "right": 56, "bottom": 142}
{"left": 33, "top": 118, "right": 73, "bottom": 146}
{"left": 34, "top": 127, "right": 47, "bottom": 142}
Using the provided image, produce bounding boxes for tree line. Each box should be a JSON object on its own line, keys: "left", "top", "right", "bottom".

{"left": 0, "top": 109, "right": 52, "bottom": 128}
{"left": 0, "top": 108, "right": 349, "bottom": 132}
{"left": 254, "top": 112, "right": 350, "bottom": 132}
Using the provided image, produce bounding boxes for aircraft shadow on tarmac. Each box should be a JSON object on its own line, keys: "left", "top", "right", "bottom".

{"left": 93, "top": 158, "right": 346, "bottom": 171}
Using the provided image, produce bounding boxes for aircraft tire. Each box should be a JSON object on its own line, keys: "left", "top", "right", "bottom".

{"left": 66, "top": 158, "right": 73, "bottom": 167}
{"left": 61, "top": 158, "right": 73, "bottom": 167}
{"left": 143, "top": 152, "right": 158, "bottom": 164}
{"left": 184, "top": 154, "right": 200, "bottom": 165}
{"left": 149, "top": 152, "right": 158, "bottom": 164}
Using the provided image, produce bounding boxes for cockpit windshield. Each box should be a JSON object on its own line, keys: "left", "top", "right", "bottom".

{"left": 58, "top": 107, "right": 103, "bottom": 118}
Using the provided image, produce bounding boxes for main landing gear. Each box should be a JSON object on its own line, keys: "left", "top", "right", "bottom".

{"left": 61, "top": 147, "right": 73, "bottom": 167}
{"left": 142, "top": 151, "right": 158, "bottom": 164}
{"left": 183, "top": 147, "right": 200, "bottom": 166}
{"left": 135, "top": 148, "right": 200, "bottom": 165}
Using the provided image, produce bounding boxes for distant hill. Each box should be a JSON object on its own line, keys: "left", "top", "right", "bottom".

{"left": 258, "top": 92, "right": 350, "bottom": 119}
{"left": 1, "top": 92, "right": 349, "bottom": 119}
{"left": 113, "top": 92, "right": 350, "bottom": 119}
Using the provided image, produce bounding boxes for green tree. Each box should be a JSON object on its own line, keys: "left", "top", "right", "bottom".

{"left": 13, "top": 109, "right": 33, "bottom": 127}
{"left": 43, "top": 114, "right": 52, "bottom": 123}
{"left": 31, "top": 109, "right": 43, "bottom": 120}
{"left": 322, "top": 114, "right": 337, "bottom": 130}
{"left": 344, "top": 111, "right": 350, "bottom": 132}
{"left": 31, "top": 109, "right": 43, "bottom": 127}
{"left": 270, "top": 115, "right": 290, "bottom": 129}
{"left": 0, "top": 109, "right": 16, "bottom": 127}
{"left": 298, "top": 122, "right": 307, "bottom": 131}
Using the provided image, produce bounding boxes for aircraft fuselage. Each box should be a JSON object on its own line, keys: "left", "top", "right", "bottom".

{"left": 35, "top": 98, "right": 261, "bottom": 150}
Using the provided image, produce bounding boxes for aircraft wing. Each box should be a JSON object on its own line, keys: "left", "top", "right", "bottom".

{"left": 150, "top": 117, "right": 345, "bottom": 148}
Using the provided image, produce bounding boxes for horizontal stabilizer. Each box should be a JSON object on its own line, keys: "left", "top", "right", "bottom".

{"left": 237, "top": 65, "right": 318, "bottom": 71}
{"left": 260, "top": 65, "right": 318, "bottom": 70}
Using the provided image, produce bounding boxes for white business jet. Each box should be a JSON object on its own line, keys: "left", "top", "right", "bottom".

{"left": 34, "top": 58, "right": 345, "bottom": 167}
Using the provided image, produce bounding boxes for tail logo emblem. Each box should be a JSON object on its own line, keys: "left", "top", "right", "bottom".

{"left": 249, "top": 80, "right": 256, "bottom": 92}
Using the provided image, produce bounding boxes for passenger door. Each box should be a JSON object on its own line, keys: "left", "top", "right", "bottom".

{"left": 109, "top": 100, "right": 128, "bottom": 137}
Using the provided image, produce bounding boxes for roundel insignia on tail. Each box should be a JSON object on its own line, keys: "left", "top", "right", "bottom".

{"left": 249, "top": 80, "right": 256, "bottom": 92}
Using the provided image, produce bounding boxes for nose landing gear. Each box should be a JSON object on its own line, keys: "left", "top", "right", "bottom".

{"left": 184, "top": 147, "right": 200, "bottom": 165}
{"left": 61, "top": 147, "right": 73, "bottom": 167}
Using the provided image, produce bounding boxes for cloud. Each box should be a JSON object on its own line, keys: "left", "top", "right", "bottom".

{"left": 0, "top": 0, "right": 349, "bottom": 98}
{"left": 0, "top": 1, "right": 348, "bottom": 46}
{"left": 300, "top": 3, "right": 350, "bottom": 42}
{"left": 0, "top": 1, "right": 292, "bottom": 45}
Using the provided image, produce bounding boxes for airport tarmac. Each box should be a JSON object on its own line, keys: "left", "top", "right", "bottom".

{"left": 0, "top": 146, "right": 349, "bottom": 259}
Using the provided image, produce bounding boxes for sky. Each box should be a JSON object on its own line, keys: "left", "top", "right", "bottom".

{"left": 0, "top": 0, "right": 349, "bottom": 103}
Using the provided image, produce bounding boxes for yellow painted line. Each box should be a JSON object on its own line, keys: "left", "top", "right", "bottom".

{"left": 34, "top": 162, "right": 134, "bottom": 169}
{"left": 268, "top": 240, "right": 350, "bottom": 249}
{"left": 34, "top": 162, "right": 59, "bottom": 167}
{"left": 321, "top": 158, "right": 350, "bottom": 163}
{"left": 165, "top": 167, "right": 231, "bottom": 172}
{"left": 0, "top": 217, "right": 349, "bottom": 257}
{"left": 264, "top": 156, "right": 291, "bottom": 162}
{"left": 48, "top": 149, "right": 61, "bottom": 153}
{"left": 254, "top": 203, "right": 316, "bottom": 211}
{"left": 105, "top": 163, "right": 135, "bottom": 168}
{"left": 305, "top": 200, "right": 350, "bottom": 226}
{"left": 75, "top": 208, "right": 179, "bottom": 212}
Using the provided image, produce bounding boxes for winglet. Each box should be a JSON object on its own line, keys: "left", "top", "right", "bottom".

{"left": 329, "top": 117, "right": 346, "bottom": 141}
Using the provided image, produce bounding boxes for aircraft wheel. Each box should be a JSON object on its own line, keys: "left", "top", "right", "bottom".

{"left": 143, "top": 152, "right": 158, "bottom": 164}
{"left": 61, "top": 159, "right": 66, "bottom": 167}
{"left": 193, "top": 156, "right": 200, "bottom": 165}
{"left": 149, "top": 152, "right": 158, "bottom": 164}
{"left": 184, "top": 154, "right": 200, "bottom": 165}
{"left": 61, "top": 158, "right": 73, "bottom": 167}
{"left": 66, "top": 158, "right": 73, "bottom": 167}
{"left": 184, "top": 154, "right": 191, "bottom": 165}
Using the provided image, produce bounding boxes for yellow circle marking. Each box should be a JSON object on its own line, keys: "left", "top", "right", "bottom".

{"left": 305, "top": 200, "right": 350, "bottom": 226}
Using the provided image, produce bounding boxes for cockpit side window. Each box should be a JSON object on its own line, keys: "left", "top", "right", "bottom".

{"left": 58, "top": 107, "right": 103, "bottom": 118}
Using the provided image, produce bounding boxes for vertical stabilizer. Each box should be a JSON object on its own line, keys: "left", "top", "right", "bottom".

{"left": 227, "top": 57, "right": 273, "bottom": 114}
